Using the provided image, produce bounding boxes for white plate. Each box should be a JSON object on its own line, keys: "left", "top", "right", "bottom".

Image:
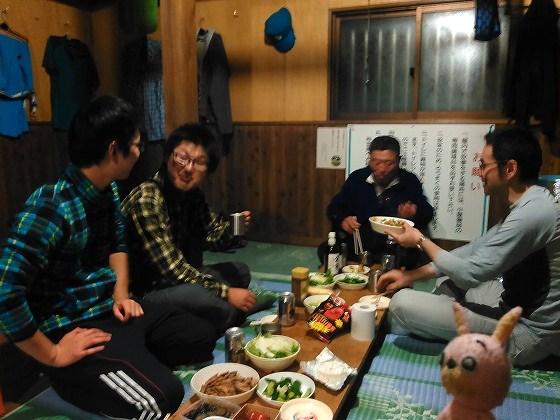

{"left": 358, "top": 294, "right": 391, "bottom": 309}
{"left": 334, "top": 273, "right": 369, "bottom": 290}
{"left": 279, "top": 398, "right": 333, "bottom": 420}
{"left": 190, "top": 363, "right": 259, "bottom": 405}
{"left": 369, "top": 216, "right": 414, "bottom": 236}
{"left": 309, "top": 272, "right": 336, "bottom": 288}
{"left": 342, "top": 264, "right": 371, "bottom": 275}
{"left": 257, "top": 372, "right": 315, "bottom": 407}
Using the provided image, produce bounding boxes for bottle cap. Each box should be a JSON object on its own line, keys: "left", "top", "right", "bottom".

{"left": 291, "top": 266, "right": 310, "bottom": 279}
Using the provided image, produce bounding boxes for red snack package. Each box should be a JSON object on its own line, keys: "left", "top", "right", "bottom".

{"left": 307, "top": 294, "right": 351, "bottom": 343}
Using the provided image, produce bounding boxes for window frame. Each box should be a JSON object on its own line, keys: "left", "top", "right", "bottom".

{"left": 329, "top": 1, "right": 509, "bottom": 122}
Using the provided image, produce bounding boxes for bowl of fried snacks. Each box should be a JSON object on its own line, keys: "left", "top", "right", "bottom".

{"left": 190, "top": 363, "right": 259, "bottom": 404}
{"left": 369, "top": 216, "right": 414, "bottom": 236}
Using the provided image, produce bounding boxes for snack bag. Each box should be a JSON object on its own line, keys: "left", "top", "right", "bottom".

{"left": 307, "top": 294, "right": 351, "bottom": 343}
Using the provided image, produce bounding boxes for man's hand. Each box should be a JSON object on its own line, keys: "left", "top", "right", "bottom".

{"left": 241, "top": 210, "right": 252, "bottom": 226}
{"left": 227, "top": 288, "right": 257, "bottom": 312}
{"left": 52, "top": 327, "right": 111, "bottom": 367}
{"left": 377, "top": 269, "right": 413, "bottom": 293}
{"left": 341, "top": 216, "right": 361, "bottom": 234}
{"left": 113, "top": 298, "right": 144, "bottom": 322}
{"left": 397, "top": 201, "right": 417, "bottom": 219}
{"left": 389, "top": 223, "right": 423, "bottom": 248}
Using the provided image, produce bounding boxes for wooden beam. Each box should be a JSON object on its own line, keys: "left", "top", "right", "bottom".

{"left": 160, "top": 0, "right": 198, "bottom": 133}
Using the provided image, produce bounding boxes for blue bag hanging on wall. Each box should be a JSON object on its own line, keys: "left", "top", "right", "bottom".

{"left": 474, "top": 0, "right": 501, "bottom": 41}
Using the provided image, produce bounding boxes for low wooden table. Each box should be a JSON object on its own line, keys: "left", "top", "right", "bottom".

{"left": 174, "top": 285, "right": 385, "bottom": 419}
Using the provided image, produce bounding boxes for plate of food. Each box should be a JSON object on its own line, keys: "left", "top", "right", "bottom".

{"left": 257, "top": 372, "right": 315, "bottom": 407}
{"left": 358, "top": 294, "right": 391, "bottom": 309}
{"left": 245, "top": 334, "right": 301, "bottom": 372}
{"left": 333, "top": 273, "right": 369, "bottom": 290}
{"left": 279, "top": 398, "right": 333, "bottom": 420}
{"left": 190, "top": 363, "right": 259, "bottom": 404}
{"left": 369, "top": 216, "right": 414, "bottom": 236}
{"left": 309, "top": 271, "right": 336, "bottom": 289}
{"left": 342, "top": 264, "right": 371, "bottom": 275}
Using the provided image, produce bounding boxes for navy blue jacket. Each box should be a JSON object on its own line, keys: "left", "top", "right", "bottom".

{"left": 327, "top": 167, "right": 434, "bottom": 256}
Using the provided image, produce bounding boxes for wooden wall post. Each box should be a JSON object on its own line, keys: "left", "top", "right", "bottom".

{"left": 160, "top": 0, "right": 198, "bottom": 134}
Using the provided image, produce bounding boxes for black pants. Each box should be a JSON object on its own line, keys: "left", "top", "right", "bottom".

{"left": 145, "top": 262, "right": 251, "bottom": 334}
{"left": 44, "top": 301, "right": 217, "bottom": 418}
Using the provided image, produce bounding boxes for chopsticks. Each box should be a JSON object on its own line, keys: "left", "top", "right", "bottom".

{"left": 353, "top": 229, "right": 364, "bottom": 256}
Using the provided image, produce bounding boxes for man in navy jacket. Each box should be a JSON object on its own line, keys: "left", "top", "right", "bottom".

{"left": 324, "top": 135, "right": 434, "bottom": 268}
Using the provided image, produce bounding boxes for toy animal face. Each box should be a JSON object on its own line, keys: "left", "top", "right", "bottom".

{"left": 440, "top": 333, "right": 511, "bottom": 410}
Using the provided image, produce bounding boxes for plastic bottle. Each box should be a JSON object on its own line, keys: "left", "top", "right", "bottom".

{"left": 291, "top": 267, "right": 309, "bottom": 307}
{"left": 325, "top": 231, "right": 340, "bottom": 275}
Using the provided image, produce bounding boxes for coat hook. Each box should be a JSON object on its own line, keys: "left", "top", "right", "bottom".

{"left": 233, "top": 9, "right": 239, "bottom": 17}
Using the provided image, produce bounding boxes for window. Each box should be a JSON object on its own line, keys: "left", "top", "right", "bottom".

{"left": 330, "top": 3, "right": 511, "bottom": 120}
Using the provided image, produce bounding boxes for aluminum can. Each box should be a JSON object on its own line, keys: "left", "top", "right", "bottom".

{"left": 230, "top": 212, "right": 245, "bottom": 236}
{"left": 224, "top": 327, "right": 245, "bottom": 363}
{"left": 278, "top": 291, "right": 296, "bottom": 326}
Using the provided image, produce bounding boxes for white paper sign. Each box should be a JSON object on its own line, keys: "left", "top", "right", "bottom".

{"left": 316, "top": 127, "right": 347, "bottom": 169}
{"left": 347, "top": 124, "right": 493, "bottom": 241}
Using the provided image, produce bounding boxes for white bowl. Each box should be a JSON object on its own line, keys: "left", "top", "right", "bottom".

{"left": 303, "top": 294, "right": 331, "bottom": 314}
{"left": 308, "top": 272, "right": 336, "bottom": 289}
{"left": 279, "top": 398, "right": 333, "bottom": 420}
{"left": 257, "top": 372, "right": 315, "bottom": 407}
{"left": 190, "top": 363, "right": 259, "bottom": 405}
{"left": 245, "top": 335, "right": 301, "bottom": 372}
{"left": 342, "top": 264, "right": 371, "bottom": 275}
{"left": 334, "top": 273, "right": 369, "bottom": 290}
{"left": 369, "top": 216, "right": 414, "bottom": 236}
{"left": 359, "top": 294, "right": 391, "bottom": 309}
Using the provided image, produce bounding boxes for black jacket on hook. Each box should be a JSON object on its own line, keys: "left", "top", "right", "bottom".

{"left": 503, "top": 0, "right": 558, "bottom": 141}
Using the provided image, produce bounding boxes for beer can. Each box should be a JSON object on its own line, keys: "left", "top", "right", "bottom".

{"left": 278, "top": 291, "right": 296, "bottom": 326}
{"left": 224, "top": 327, "right": 245, "bottom": 363}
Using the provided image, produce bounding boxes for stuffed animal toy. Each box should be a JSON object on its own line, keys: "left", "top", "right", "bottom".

{"left": 438, "top": 303, "right": 522, "bottom": 420}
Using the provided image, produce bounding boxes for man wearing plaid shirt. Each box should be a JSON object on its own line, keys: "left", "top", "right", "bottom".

{"left": 0, "top": 97, "right": 217, "bottom": 418}
{"left": 121, "top": 124, "right": 256, "bottom": 333}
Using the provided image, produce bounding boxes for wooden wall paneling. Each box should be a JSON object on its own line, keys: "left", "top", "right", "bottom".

{"left": 90, "top": 5, "right": 119, "bottom": 95}
{"left": 160, "top": 0, "right": 198, "bottom": 133}
{"left": 0, "top": 126, "right": 69, "bottom": 240}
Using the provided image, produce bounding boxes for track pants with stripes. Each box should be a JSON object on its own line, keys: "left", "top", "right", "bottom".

{"left": 45, "top": 301, "right": 218, "bottom": 419}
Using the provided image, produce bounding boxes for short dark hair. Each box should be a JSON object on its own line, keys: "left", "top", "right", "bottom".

{"left": 68, "top": 96, "right": 140, "bottom": 167}
{"left": 485, "top": 126, "right": 542, "bottom": 183}
{"left": 164, "top": 124, "right": 221, "bottom": 173}
{"left": 368, "top": 135, "right": 401, "bottom": 155}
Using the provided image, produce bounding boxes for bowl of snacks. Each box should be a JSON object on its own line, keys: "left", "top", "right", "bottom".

{"left": 341, "top": 264, "right": 371, "bottom": 275}
{"left": 309, "top": 271, "right": 336, "bottom": 289}
{"left": 190, "top": 363, "right": 259, "bottom": 405}
{"left": 257, "top": 372, "right": 315, "bottom": 407}
{"left": 369, "top": 216, "right": 414, "bottom": 236}
{"left": 245, "top": 334, "right": 301, "bottom": 372}
{"left": 334, "top": 273, "right": 369, "bottom": 290}
{"left": 303, "top": 294, "right": 331, "bottom": 314}
{"left": 279, "top": 398, "right": 333, "bottom": 420}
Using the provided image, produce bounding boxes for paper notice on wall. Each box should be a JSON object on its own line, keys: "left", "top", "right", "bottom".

{"left": 316, "top": 127, "right": 347, "bottom": 169}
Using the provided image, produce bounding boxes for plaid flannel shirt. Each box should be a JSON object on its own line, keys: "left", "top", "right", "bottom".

{"left": 0, "top": 165, "right": 126, "bottom": 342}
{"left": 121, "top": 171, "right": 231, "bottom": 298}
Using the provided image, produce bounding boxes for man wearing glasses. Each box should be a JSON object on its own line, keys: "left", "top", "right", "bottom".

{"left": 121, "top": 124, "right": 256, "bottom": 334}
{"left": 378, "top": 126, "right": 560, "bottom": 367}
{"left": 323, "top": 135, "right": 434, "bottom": 268}
{"left": 0, "top": 97, "right": 217, "bottom": 418}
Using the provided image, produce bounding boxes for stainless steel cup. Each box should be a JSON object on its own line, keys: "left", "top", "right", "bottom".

{"left": 230, "top": 212, "right": 245, "bottom": 236}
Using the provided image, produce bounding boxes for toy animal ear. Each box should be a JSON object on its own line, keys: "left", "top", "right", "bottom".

{"left": 493, "top": 306, "right": 523, "bottom": 346}
{"left": 453, "top": 303, "right": 470, "bottom": 335}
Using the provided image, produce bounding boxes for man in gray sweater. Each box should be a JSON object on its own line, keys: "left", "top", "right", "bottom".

{"left": 378, "top": 126, "right": 560, "bottom": 366}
